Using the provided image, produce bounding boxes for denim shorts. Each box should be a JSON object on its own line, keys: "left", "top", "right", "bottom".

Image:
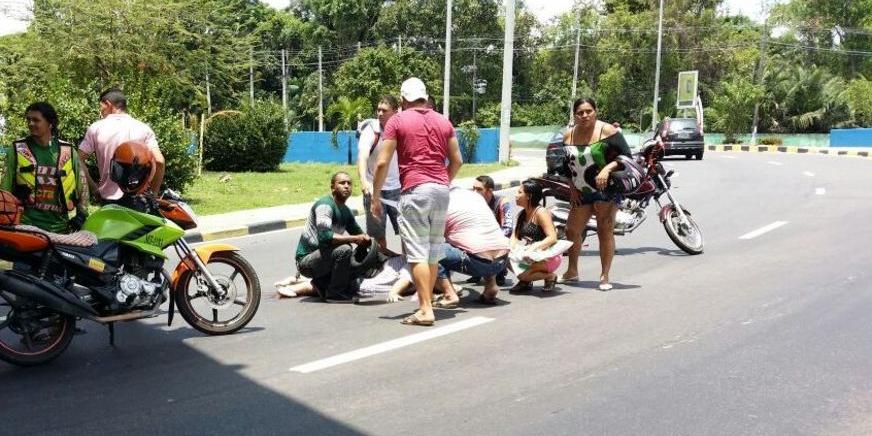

{"left": 438, "top": 244, "right": 509, "bottom": 279}
{"left": 580, "top": 191, "right": 622, "bottom": 205}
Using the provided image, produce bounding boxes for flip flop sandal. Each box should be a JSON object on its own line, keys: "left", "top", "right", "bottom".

{"left": 432, "top": 297, "right": 459, "bottom": 309}
{"left": 557, "top": 275, "right": 579, "bottom": 284}
{"left": 508, "top": 281, "right": 532, "bottom": 293}
{"left": 401, "top": 312, "right": 434, "bottom": 326}
{"left": 477, "top": 294, "right": 498, "bottom": 305}
{"left": 543, "top": 278, "right": 557, "bottom": 292}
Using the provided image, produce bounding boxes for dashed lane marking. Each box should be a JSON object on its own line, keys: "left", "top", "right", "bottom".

{"left": 289, "top": 316, "right": 496, "bottom": 373}
{"left": 768, "top": 161, "right": 783, "bottom": 166}
{"left": 816, "top": 188, "right": 826, "bottom": 196}
{"left": 739, "top": 221, "right": 789, "bottom": 240}
{"left": 803, "top": 171, "right": 815, "bottom": 177}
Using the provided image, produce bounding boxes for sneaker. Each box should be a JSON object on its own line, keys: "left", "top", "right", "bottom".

{"left": 465, "top": 276, "right": 482, "bottom": 285}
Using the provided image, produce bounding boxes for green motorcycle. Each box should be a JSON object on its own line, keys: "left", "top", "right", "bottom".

{"left": 0, "top": 190, "right": 261, "bottom": 366}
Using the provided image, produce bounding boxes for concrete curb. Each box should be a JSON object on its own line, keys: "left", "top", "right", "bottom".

{"left": 185, "top": 179, "right": 526, "bottom": 243}
{"left": 708, "top": 144, "right": 872, "bottom": 157}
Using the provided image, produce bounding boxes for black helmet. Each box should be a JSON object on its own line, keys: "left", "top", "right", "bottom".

{"left": 605, "top": 156, "right": 645, "bottom": 194}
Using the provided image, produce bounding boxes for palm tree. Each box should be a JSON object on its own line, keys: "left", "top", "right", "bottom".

{"left": 327, "top": 96, "right": 371, "bottom": 164}
{"left": 762, "top": 61, "right": 850, "bottom": 133}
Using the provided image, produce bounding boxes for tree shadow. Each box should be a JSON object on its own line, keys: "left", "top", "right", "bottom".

{"left": 0, "top": 319, "right": 365, "bottom": 436}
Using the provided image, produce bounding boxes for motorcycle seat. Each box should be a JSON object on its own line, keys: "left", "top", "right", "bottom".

{"left": 13, "top": 225, "right": 98, "bottom": 248}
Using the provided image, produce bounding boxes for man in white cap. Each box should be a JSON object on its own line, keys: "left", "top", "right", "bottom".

{"left": 371, "top": 77, "right": 463, "bottom": 326}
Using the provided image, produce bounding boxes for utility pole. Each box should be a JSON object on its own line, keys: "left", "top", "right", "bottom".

{"left": 651, "top": 0, "right": 665, "bottom": 129}
{"left": 443, "top": 0, "right": 453, "bottom": 117}
{"left": 472, "top": 48, "right": 478, "bottom": 120}
{"left": 498, "top": 0, "right": 515, "bottom": 163}
{"left": 570, "top": 8, "right": 581, "bottom": 120}
{"left": 318, "top": 46, "right": 324, "bottom": 132}
{"left": 249, "top": 46, "right": 255, "bottom": 105}
{"left": 205, "top": 70, "right": 212, "bottom": 116}
{"left": 751, "top": 3, "right": 770, "bottom": 145}
{"left": 281, "top": 49, "right": 288, "bottom": 130}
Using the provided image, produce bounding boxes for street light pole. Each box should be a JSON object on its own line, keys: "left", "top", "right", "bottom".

{"left": 443, "top": 0, "right": 453, "bottom": 117}
{"left": 570, "top": 8, "right": 581, "bottom": 120}
{"left": 472, "top": 49, "right": 478, "bottom": 120}
{"left": 318, "top": 46, "right": 324, "bottom": 132}
{"left": 498, "top": 0, "right": 515, "bottom": 163}
{"left": 651, "top": 0, "right": 664, "bottom": 129}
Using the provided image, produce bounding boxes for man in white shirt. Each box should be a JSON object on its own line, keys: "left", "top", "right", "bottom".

{"left": 78, "top": 88, "right": 165, "bottom": 204}
{"left": 357, "top": 95, "right": 401, "bottom": 254}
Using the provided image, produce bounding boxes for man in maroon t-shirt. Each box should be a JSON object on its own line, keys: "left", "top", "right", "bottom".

{"left": 371, "top": 77, "right": 463, "bottom": 326}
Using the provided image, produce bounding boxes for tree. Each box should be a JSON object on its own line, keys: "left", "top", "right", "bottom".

{"left": 707, "top": 75, "right": 762, "bottom": 142}
{"left": 845, "top": 77, "right": 872, "bottom": 127}
{"left": 330, "top": 47, "right": 443, "bottom": 110}
{"left": 327, "top": 96, "right": 370, "bottom": 164}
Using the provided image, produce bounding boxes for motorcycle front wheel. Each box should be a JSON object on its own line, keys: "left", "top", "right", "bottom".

{"left": 663, "top": 207, "right": 704, "bottom": 255}
{"left": 0, "top": 291, "right": 76, "bottom": 366}
{"left": 175, "top": 252, "right": 261, "bottom": 335}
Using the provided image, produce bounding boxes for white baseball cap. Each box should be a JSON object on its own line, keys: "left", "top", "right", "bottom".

{"left": 400, "top": 77, "right": 428, "bottom": 103}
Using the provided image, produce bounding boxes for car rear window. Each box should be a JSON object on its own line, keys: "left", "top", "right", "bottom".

{"left": 668, "top": 119, "right": 698, "bottom": 133}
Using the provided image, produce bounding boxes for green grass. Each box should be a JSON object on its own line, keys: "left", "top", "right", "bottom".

{"left": 184, "top": 160, "right": 518, "bottom": 215}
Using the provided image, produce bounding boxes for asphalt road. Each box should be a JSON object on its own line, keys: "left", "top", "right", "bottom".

{"left": 2, "top": 151, "right": 871, "bottom": 436}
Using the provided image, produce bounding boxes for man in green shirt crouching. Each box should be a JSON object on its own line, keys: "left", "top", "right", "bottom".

{"left": 295, "top": 171, "right": 371, "bottom": 302}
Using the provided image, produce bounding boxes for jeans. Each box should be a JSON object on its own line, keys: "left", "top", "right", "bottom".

{"left": 297, "top": 244, "right": 354, "bottom": 299}
{"left": 437, "top": 244, "right": 508, "bottom": 280}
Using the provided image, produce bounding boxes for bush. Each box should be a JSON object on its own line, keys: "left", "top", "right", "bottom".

{"left": 457, "top": 120, "right": 480, "bottom": 163}
{"left": 203, "top": 100, "right": 287, "bottom": 172}
{"left": 759, "top": 137, "right": 783, "bottom": 145}
{"left": 138, "top": 108, "right": 198, "bottom": 193}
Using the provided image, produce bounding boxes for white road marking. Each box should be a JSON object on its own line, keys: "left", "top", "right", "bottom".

{"left": 722, "top": 155, "right": 737, "bottom": 159}
{"left": 289, "top": 316, "right": 496, "bottom": 373}
{"left": 768, "top": 161, "right": 783, "bottom": 166}
{"left": 816, "top": 188, "right": 826, "bottom": 196}
{"left": 739, "top": 221, "right": 789, "bottom": 240}
{"left": 803, "top": 171, "right": 815, "bottom": 177}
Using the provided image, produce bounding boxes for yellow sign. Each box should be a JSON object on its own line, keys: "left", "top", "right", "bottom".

{"left": 677, "top": 71, "right": 698, "bottom": 109}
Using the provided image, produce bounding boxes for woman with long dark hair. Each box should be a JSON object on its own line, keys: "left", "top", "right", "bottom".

{"left": 1, "top": 102, "right": 88, "bottom": 233}
{"left": 509, "top": 179, "right": 560, "bottom": 292}
{"left": 559, "top": 97, "right": 631, "bottom": 291}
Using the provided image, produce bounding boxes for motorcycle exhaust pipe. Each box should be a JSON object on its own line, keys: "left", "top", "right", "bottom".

{"left": 0, "top": 271, "right": 97, "bottom": 319}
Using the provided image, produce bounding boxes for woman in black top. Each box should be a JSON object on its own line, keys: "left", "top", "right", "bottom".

{"left": 559, "top": 98, "right": 631, "bottom": 291}
{"left": 509, "top": 180, "right": 560, "bottom": 292}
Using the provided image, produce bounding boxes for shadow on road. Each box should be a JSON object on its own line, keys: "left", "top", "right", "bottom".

{"left": 0, "top": 318, "right": 365, "bottom": 436}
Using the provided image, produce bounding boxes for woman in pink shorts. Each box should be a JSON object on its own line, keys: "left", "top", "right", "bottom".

{"left": 509, "top": 180, "right": 561, "bottom": 292}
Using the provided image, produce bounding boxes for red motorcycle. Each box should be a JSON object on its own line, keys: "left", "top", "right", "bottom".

{"left": 530, "top": 138, "right": 704, "bottom": 255}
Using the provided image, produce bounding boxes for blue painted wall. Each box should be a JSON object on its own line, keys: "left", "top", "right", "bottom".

{"left": 830, "top": 128, "right": 872, "bottom": 147}
{"left": 284, "top": 131, "right": 359, "bottom": 163}
{"left": 285, "top": 128, "right": 500, "bottom": 163}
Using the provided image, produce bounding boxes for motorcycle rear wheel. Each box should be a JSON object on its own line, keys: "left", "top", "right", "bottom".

{"left": 663, "top": 208, "right": 704, "bottom": 255}
{"left": 0, "top": 292, "right": 76, "bottom": 366}
{"left": 175, "top": 251, "right": 261, "bottom": 335}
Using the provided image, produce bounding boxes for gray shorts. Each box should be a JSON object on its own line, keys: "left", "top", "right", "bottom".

{"left": 363, "top": 188, "right": 401, "bottom": 239}
{"left": 397, "top": 183, "right": 450, "bottom": 264}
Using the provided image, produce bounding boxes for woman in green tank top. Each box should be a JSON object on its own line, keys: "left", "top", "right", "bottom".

{"left": 559, "top": 98, "right": 631, "bottom": 291}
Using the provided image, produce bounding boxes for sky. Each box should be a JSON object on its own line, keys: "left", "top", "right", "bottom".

{"left": 0, "top": 0, "right": 776, "bottom": 37}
